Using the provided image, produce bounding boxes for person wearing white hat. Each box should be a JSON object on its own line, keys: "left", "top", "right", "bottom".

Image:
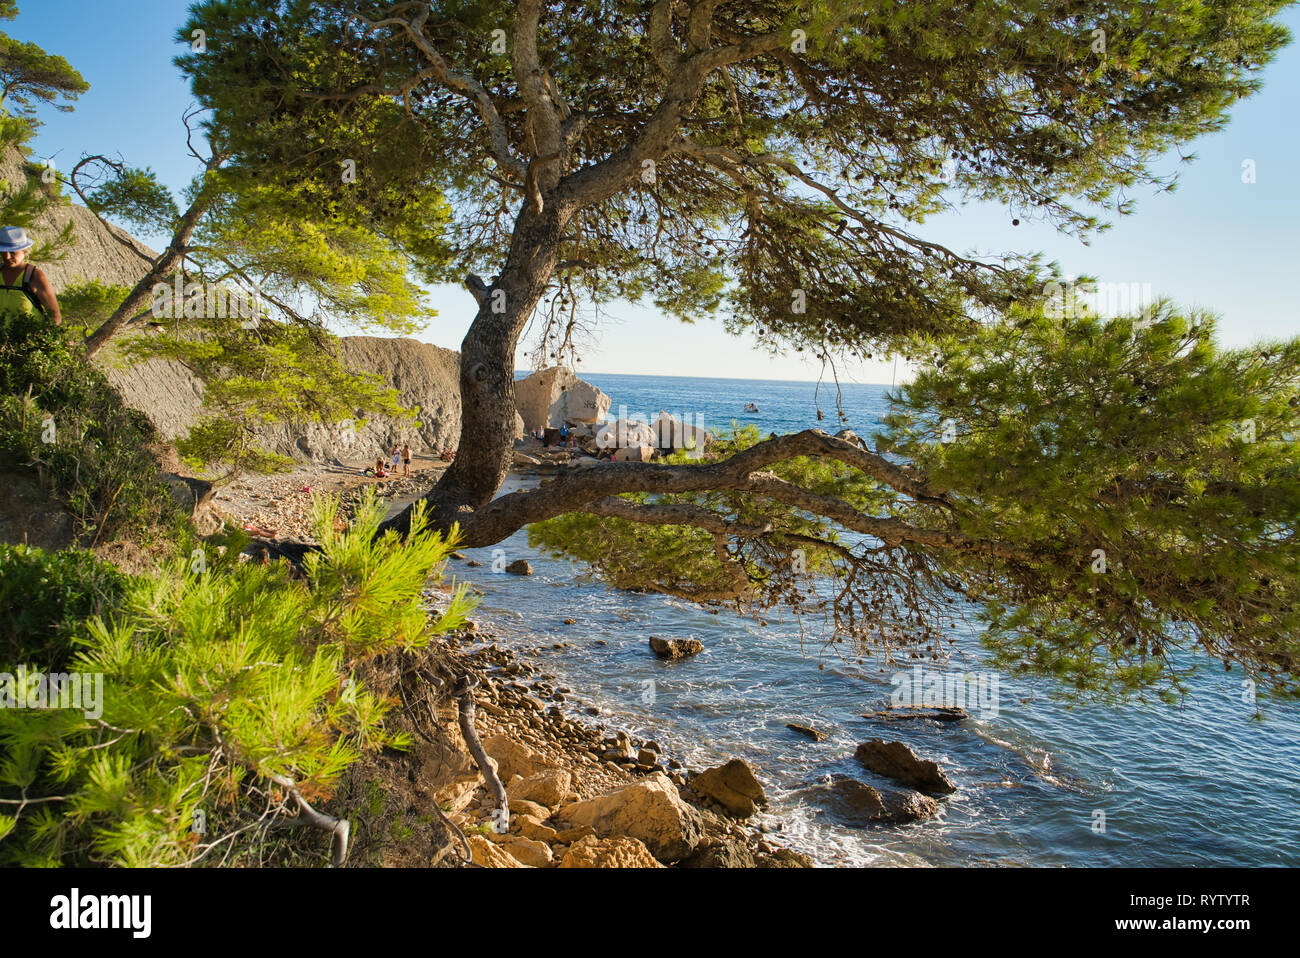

{"left": 0, "top": 226, "right": 62, "bottom": 326}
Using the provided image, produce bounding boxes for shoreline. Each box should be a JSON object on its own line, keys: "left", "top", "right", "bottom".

{"left": 213, "top": 458, "right": 812, "bottom": 867}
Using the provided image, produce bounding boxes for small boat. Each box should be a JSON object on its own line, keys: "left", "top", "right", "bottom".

{"left": 744, "top": 402, "right": 759, "bottom": 413}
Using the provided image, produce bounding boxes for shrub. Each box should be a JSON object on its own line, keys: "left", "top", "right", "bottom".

{"left": 0, "top": 492, "right": 474, "bottom": 866}
{"left": 0, "top": 305, "right": 181, "bottom": 541}
{"left": 0, "top": 543, "right": 127, "bottom": 669}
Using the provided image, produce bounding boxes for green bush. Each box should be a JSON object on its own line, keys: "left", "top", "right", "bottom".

{"left": 0, "top": 305, "right": 181, "bottom": 541}
{"left": 0, "top": 543, "right": 127, "bottom": 669}
{"left": 0, "top": 492, "right": 473, "bottom": 866}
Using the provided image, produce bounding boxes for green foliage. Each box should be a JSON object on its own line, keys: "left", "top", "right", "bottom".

{"left": 0, "top": 544, "right": 127, "bottom": 670}
{"left": 57, "top": 279, "right": 133, "bottom": 340}
{"left": 880, "top": 306, "right": 1300, "bottom": 700}
{"left": 84, "top": 166, "right": 178, "bottom": 236}
{"left": 0, "top": 11, "right": 88, "bottom": 122}
{"left": 0, "top": 493, "right": 474, "bottom": 866}
{"left": 0, "top": 306, "right": 183, "bottom": 540}
{"left": 180, "top": 0, "right": 1294, "bottom": 359}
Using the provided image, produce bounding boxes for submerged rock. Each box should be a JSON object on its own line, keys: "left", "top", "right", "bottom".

{"left": 786, "top": 722, "right": 827, "bottom": 742}
{"left": 799, "top": 776, "right": 938, "bottom": 826}
{"left": 648, "top": 636, "right": 704, "bottom": 659}
{"left": 854, "top": 739, "right": 957, "bottom": 795}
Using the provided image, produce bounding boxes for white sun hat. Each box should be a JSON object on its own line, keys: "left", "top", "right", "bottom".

{"left": 0, "top": 226, "right": 35, "bottom": 252}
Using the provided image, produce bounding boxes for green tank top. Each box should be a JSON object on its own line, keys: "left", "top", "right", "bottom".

{"left": 0, "top": 264, "right": 45, "bottom": 317}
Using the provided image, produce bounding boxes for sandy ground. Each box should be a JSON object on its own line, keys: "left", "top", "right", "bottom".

{"left": 211, "top": 453, "right": 451, "bottom": 541}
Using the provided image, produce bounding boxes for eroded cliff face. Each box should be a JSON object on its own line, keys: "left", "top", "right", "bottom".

{"left": 4, "top": 146, "right": 463, "bottom": 463}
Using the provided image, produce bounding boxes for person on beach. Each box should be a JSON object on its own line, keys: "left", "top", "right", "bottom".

{"left": 402, "top": 442, "right": 411, "bottom": 477}
{"left": 0, "top": 227, "right": 62, "bottom": 326}
{"left": 374, "top": 457, "right": 387, "bottom": 478}
{"left": 391, "top": 445, "right": 401, "bottom": 472}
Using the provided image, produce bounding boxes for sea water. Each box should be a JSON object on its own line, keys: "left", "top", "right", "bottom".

{"left": 443, "top": 372, "right": 1300, "bottom": 867}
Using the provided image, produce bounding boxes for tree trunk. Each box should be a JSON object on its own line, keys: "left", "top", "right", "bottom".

{"left": 382, "top": 198, "right": 570, "bottom": 537}
{"left": 83, "top": 191, "right": 213, "bottom": 358}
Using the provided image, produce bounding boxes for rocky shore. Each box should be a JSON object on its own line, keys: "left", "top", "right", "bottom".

{"left": 416, "top": 620, "right": 815, "bottom": 868}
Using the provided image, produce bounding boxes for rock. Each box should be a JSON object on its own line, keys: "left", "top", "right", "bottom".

{"left": 160, "top": 472, "right": 215, "bottom": 516}
{"left": 502, "top": 835, "right": 553, "bottom": 867}
{"left": 595, "top": 419, "right": 657, "bottom": 451}
{"left": 513, "top": 451, "right": 542, "bottom": 467}
{"left": 505, "top": 559, "right": 534, "bottom": 575}
{"left": 553, "top": 824, "right": 597, "bottom": 844}
{"left": 558, "top": 834, "right": 663, "bottom": 868}
{"left": 636, "top": 748, "right": 658, "bottom": 767}
{"left": 680, "top": 837, "right": 757, "bottom": 869}
{"left": 468, "top": 835, "right": 528, "bottom": 868}
{"left": 553, "top": 772, "right": 706, "bottom": 863}
{"left": 786, "top": 723, "right": 826, "bottom": 742}
{"left": 508, "top": 797, "right": 551, "bottom": 820}
{"left": 854, "top": 739, "right": 957, "bottom": 795}
{"left": 515, "top": 815, "right": 559, "bottom": 843}
{"left": 690, "top": 759, "right": 767, "bottom": 818}
{"left": 465, "top": 559, "right": 482, "bottom": 567}
{"left": 512, "top": 768, "right": 573, "bottom": 809}
{"left": 757, "top": 848, "right": 815, "bottom": 868}
{"left": 548, "top": 379, "right": 611, "bottom": 427}
{"left": 799, "top": 776, "right": 938, "bottom": 825}
{"left": 651, "top": 411, "right": 713, "bottom": 455}
{"left": 411, "top": 711, "right": 482, "bottom": 813}
{"left": 482, "top": 734, "right": 548, "bottom": 781}
{"left": 515, "top": 367, "right": 579, "bottom": 434}
{"left": 648, "top": 636, "right": 704, "bottom": 659}
{"left": 611, "top": 443, "right": 655, "bottom": 463}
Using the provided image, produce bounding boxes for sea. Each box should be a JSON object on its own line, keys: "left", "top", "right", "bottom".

{"left": 442, "top": 371, "right": 1300, "bottom": 867}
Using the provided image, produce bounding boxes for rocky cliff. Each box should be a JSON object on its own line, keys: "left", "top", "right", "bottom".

{"left": 4, "top": 146, "right": 464, "bottom": 463}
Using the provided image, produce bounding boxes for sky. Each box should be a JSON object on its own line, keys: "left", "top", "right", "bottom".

{"left": 13, "top": 0, "right": 1300, "bottom": 384}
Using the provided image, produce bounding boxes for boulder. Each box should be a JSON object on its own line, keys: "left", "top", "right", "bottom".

{"left": 652, "top": 412, "right": 713, "bottom": 455}
{"left": 508, "top": 797, "right": 552, "bottom": 820}
{"left": 505, "top": 559, "right": 534, "bottom": 575}
{"left": 514, "top": 815, "right": 559, "bottom": 843}
{"left": 161, "top": 472, "right": 215, "bottom": 516}
{"left": 595, "top": 419, "right": 656, "bottom": 451}
{"left": 611, "top": 443, "right": 655, "bottom": 462}
{"left": 854, "top": 739, "right": 956, "bottom": 795}
{"left": 411, "top": 709, "right": 484, "bottom": 813}
{"left": 558, "top": 834, "right": 663, "bottom": 868}
{"left": 548, "top": 380, "right": 611, "bottom": 427}
{"left": 691, "top": 759, "right": 767, "bottom": 818}
{"left": 502, "top": 836, "right": 553, "bottom": 867}
{"left": 680, "top": 837, "right": 757, "bottom": 868}
{"left": 553, "top": 772, "right": 706, "bottom": 862}
{"left": 468, "top": 834, "right": 528, "bottom": 868}
{"left": 799, "top": 776, "right": 938, "bottom": 825}
{"left": 515, "top": 367, "right": 579, "bottom": 434}
{"left": 482, "top": 734, "right": 548, "bottom": 781}
{"left": 649, "top": 636, "right": 704, "bottom": 660}
{"left": 511, "top": 768, "right": 572, "bottom": 809}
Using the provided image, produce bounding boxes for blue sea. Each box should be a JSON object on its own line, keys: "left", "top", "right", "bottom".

{"left": 446, "top": 372, "right": 1300, "bottom": 866}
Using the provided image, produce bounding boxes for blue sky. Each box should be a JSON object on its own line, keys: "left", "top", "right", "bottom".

{"left": 14, "top": 0, "right": 1300, "bottom": 383}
